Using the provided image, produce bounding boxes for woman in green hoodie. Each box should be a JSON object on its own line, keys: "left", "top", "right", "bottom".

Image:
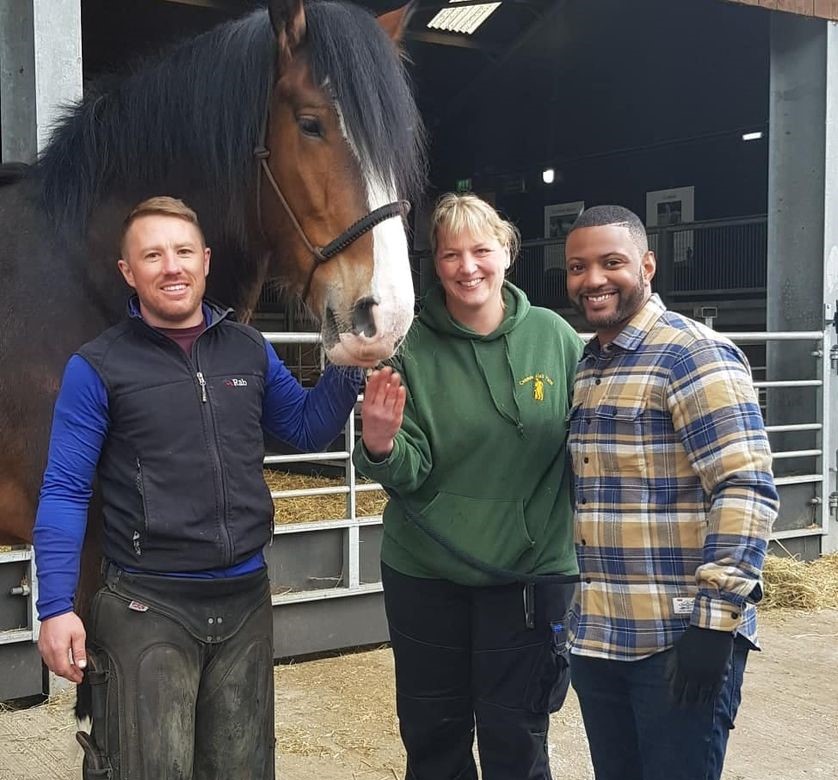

{"left": 353, "top": 193, "right": 583, "bottom": 780}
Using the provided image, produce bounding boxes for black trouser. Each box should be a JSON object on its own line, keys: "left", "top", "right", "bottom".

{"left": 80, "top": 565, "right": 275, "bottom": 780}
{"left": 381, "top": 563, "right": 574, "bottom": 780}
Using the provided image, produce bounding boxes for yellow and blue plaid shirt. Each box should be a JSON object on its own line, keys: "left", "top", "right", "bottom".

{"left": 567, "top": 294, "right": 778, "bottom": 661}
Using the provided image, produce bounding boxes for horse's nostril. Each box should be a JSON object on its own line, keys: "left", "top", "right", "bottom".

{"left": 351, "top": 296, "right": 378, "bottom": 338}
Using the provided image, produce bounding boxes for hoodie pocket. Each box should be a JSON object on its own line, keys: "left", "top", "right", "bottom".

{"left": 419, "top": 491, "right": 534, "bottom": 570}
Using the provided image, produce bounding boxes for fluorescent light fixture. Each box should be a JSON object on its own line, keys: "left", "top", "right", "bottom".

{"left": 742, "top": 131, "right": 763, "bottom": 141}
{"left": 427, "top": 0, "right": 502, "bottom": 35}
{"left": 542, "top": 168, "right": 555, "bottom": 184}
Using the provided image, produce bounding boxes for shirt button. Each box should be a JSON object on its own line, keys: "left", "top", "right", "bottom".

{"left": 583, "top": 457, "right": 590, "bottom": 464}
{"left": 585, "top": 577, "right": 592, "bottom": 584}
{"left": 731, "top": 612, "right": 740, "bottom": 620}
{"left": 595, "top": 378, "right": 601, "bottom": 385}
{"left": 580, "top": 497, "right": 587, "bottom": 505}
{"left": 580, "top": 539, "right": 587, "bottom": 546}
{"left": 585, "top": 418, "right": 591, "bottom": 425}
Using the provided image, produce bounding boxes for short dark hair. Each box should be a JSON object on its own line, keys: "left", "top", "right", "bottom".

{"left": 568, "top": 205, "right": 649, "bottom": 254}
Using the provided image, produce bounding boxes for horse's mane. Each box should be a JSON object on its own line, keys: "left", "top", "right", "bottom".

{"left": 305, "top": 2, "right": 426, "bottom": 201}
{"left": 36, "top": 1, "right": 426, "bottom": 249}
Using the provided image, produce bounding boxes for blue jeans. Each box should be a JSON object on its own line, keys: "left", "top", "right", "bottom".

{"left": 570, "top": 639, "right": 750, "bottom": 780}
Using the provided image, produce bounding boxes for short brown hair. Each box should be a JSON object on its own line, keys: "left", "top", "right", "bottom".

{"left": 120, "top": 196, "right": 205, "bottom": 255}
{"left": 430, "top": 193, "right": 521, "bottom": 263}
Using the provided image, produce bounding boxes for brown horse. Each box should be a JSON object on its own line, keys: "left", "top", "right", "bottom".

{"left": 0, "top": 0, "right": 425, "bottom": 687}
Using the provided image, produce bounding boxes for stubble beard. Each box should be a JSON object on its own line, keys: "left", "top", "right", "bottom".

{"left": 571, "top": 272, "right": 647, "bottom": 333}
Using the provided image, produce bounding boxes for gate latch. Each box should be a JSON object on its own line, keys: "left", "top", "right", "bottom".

{"left": 9, "top": 576, "right": 30, "bottom": 598}
{"left": 829, "top": 492, "right": 838, "bottom": 521}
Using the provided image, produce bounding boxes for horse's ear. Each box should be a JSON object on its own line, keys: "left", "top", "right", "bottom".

{"left": 269, "top": 0, "right": 307, "bottom": 70}
{"left": 377, "top": 2, "right": 414, "bottom": 44}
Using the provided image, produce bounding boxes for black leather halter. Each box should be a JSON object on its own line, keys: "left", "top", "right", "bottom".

{"left": 254, "top": 92, "right": 409, "bottom": 303}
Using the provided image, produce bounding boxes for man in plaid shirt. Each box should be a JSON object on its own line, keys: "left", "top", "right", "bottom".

{"left": 564, "top": 205, "right": 778, "bottom": 780}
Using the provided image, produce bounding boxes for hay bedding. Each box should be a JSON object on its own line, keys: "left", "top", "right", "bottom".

{"left": 761, "top": 552, "right": 838, "bottom": 610}
{"left": 264, "top": 470, "right": 387, "bottom": 525}
{"left": 262, "top": 470, "right": 838, "bottom": 611}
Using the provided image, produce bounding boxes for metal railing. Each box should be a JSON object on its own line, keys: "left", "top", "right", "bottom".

{"left": 1, "top": 324, "right": 833, "bottom": 649}
{"left": 0, "top": 546, "right": 39, "bottom": 647}
{"left": 259, "top": 326, "right": 833, "bottom": 610}
{"left": 492, "top": 215, "right": 770, "bottom": 311}
{"left": 651, "top": 216, "right": 767, "bottom": 297}
{"left": 261, "top": 332, "right": 385, "bottom": 605}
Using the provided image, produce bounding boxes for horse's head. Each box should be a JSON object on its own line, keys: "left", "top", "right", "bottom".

{"left": 260, "top": 0, "right": 424, "bottom": 368}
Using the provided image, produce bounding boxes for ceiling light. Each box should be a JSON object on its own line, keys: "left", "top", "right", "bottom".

{"left": 742, "top": 131, "right": 763, "bottom": 141}
{"left": 542, "top": 168, "right": 555, "bottom": 184}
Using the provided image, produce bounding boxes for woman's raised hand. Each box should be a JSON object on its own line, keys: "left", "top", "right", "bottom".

{"left": 361, "top": 367, "right": 406, "bottom": 461}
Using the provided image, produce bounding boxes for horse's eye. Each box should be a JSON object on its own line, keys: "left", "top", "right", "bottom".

{"left": 298, "top": 116, "right": 323, "bottom": 138}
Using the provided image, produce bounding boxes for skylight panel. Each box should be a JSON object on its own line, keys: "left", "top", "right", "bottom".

{"left": 427, "top": 1, "right": 502, "bottom": 35}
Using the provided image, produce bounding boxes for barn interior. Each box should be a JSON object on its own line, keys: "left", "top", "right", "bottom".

{"left": 1, "top": 0, "right": 835, "bottom": 701}
{"left": 75, "top": 0, "right": 773, "bottom": 335}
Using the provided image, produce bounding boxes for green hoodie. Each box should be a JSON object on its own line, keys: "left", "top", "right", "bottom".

{"left": 353, "top": 281, "right": 583, "bottom": 586}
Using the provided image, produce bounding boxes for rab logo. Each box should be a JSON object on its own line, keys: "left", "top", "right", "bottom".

{"left": 519, "top": 373, "right": 554, "bottom": 402}
{"left": 224, "top": 378, "right": 248, "bottom": 387}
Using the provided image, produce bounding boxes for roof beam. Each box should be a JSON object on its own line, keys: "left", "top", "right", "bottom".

{"left": 724, "top": 0, "right": 838, "bottom": 20}
{"left": 406, "top": 29, "right": 501, "bottom": 52}
{"left": 159, "top": 0, "right": 242, "bottom": 9}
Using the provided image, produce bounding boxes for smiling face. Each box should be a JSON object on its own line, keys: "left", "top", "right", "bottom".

{"left": 565, "top": 223, "right": 656, "bottom": 344}
{"left": 118, "top": 214, "right": 211, "bottom": 329}
{"left": 434, "top": 228, "right": 509, "bottom": 334}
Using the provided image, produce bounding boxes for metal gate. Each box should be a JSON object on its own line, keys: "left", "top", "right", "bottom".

{"left": 1, "top": 328, "right": 836, "bottom": 701}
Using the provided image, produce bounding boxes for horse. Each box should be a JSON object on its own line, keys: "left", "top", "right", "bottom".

{"left": 0, "top": 0, "right": 425, "bottom": 708}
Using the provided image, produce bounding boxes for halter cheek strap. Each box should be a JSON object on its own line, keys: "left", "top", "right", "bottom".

{"left": 254, "top": 104, "right": 409, "bottom": 303}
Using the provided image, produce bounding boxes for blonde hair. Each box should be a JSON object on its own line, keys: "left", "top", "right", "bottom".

{"left": 430, "top": 193, "right": 521, "bottom": 263}
{"left": 120, "top": 196, "right": 205, "bottom": 255}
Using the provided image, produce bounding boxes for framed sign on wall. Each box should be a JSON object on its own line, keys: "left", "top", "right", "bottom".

{"left": 646, "top": 186, "right": 695, "bottom": 264}
{"left": 543, "top": 200, "right": 584, "bottom": 270}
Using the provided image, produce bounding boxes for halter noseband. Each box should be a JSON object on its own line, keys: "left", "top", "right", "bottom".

{"left": 254, "top": 93, "right": 409, "bottom": 303}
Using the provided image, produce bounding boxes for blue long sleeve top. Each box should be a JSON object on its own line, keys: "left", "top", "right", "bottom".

{"left": 34, "top": 340, "right": 361, "bottom": 620}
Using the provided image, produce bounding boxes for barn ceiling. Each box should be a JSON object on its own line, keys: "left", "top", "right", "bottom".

{"left": 82, "top": 0, "right": 773, "bottom": 195}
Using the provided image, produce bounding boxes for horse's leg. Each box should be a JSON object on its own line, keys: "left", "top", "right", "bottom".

{"left": 74, "top": 497, "right": 104, "bottom": 721}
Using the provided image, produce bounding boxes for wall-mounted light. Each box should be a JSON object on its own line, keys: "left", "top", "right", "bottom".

{"left": 742, "top": 131, "right": 763, "bottom": 141}
{"left": 542, "top": 167, "right": 555, "bottom": 184}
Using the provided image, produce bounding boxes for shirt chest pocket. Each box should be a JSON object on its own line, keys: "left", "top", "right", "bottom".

{"left": 589, "top": 401, "right": 647, "bottom": 478}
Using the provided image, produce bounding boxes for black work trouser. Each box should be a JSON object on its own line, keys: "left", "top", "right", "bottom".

{"left": 381, "top": 563, "right": 574, "bottom": 780}
{"left": 80, "top": 565, "right": 275, "bottom": 780}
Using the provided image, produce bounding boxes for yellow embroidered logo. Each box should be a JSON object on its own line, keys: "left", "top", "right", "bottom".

{"left": 519, "top": 373, "right": 554, "bottom": 401}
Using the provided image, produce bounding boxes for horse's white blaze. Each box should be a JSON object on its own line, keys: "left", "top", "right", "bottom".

{"left": 368, "top": 176, "right": 414, "bottom": 340}
{"left": 327, "top": 105, "right": 414, "bottom": 366}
